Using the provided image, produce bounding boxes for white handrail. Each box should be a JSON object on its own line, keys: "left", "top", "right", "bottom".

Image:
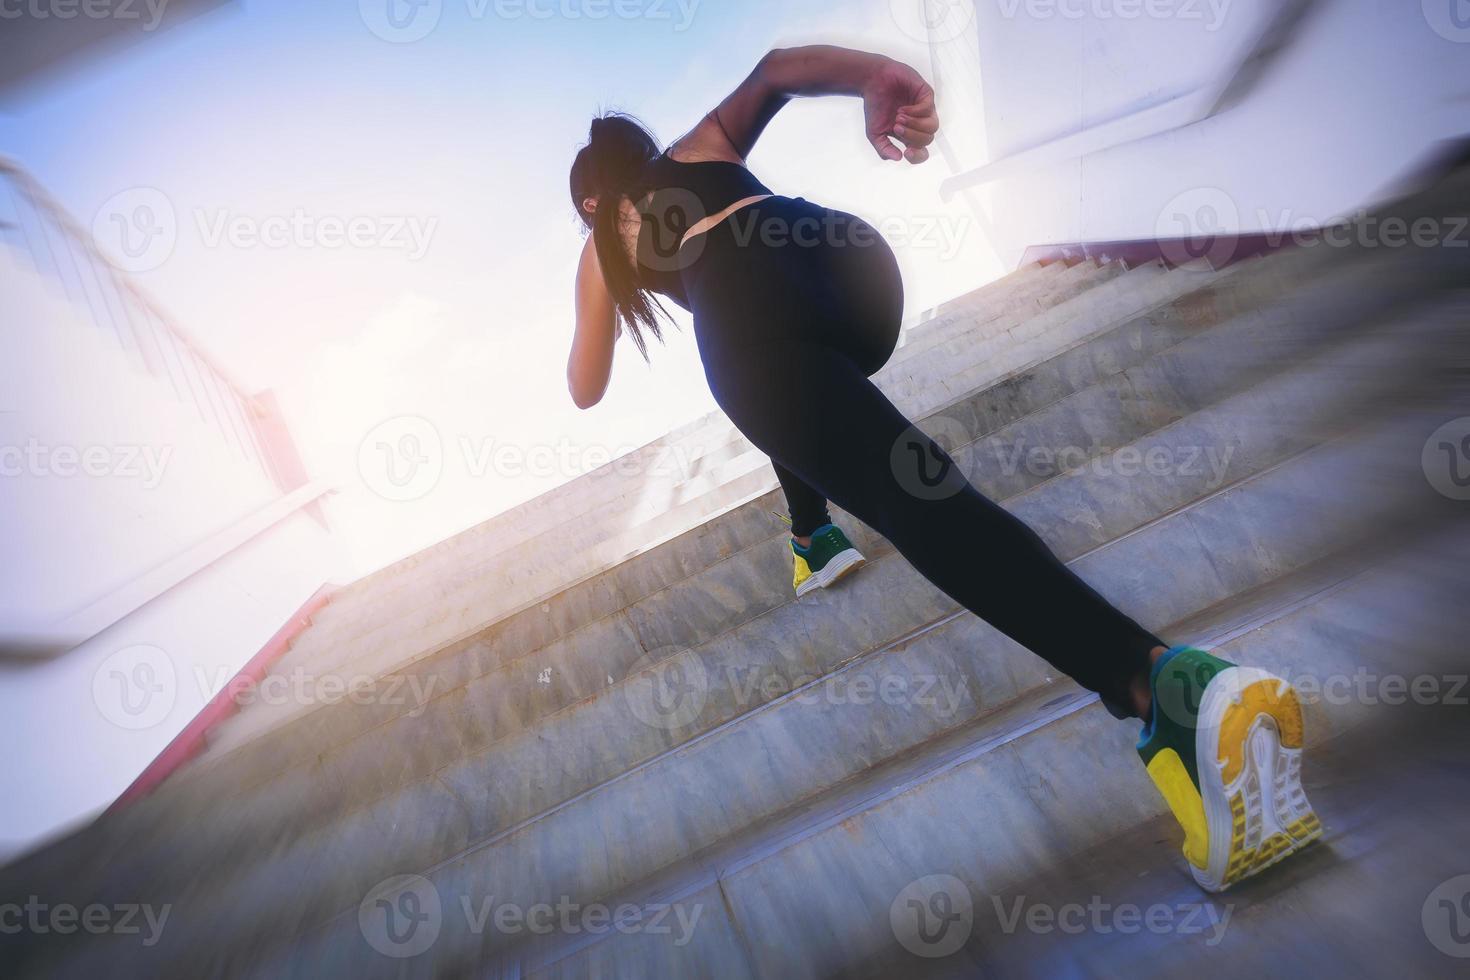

{"left": 1, "top": 480, "right": 334, "bottom": 659}
{"left": 939, "top": 0, "right": 1327, "bottom": 199}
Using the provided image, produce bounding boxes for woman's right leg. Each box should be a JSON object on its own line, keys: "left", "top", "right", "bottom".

{"left": 711, "top": 335, "right": 1165, "bottom": 718}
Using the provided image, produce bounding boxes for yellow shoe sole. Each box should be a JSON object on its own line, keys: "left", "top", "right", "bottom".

{"left": 1193, "top": 667, "right": 1322, "bottom": 891}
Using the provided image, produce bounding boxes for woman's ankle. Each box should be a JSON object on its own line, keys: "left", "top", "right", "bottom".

{"left": 1130, "top": 646, "right": 1171, "bottom": 719}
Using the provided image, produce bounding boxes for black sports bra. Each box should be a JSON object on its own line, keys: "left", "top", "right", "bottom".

{"left": 635, "top": 151, "right": 774, "bottom": 309}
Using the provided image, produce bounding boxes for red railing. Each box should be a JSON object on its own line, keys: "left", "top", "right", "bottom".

{"left": 1018, "top": 231, "right": 1296, "bottom": 271}
{"left": 106, "top": 583, "right": 337, "bottom": 812}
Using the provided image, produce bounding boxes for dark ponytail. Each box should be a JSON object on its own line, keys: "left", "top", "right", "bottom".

{"left": 569, "top": 113, "right": 669, "bottom": 360}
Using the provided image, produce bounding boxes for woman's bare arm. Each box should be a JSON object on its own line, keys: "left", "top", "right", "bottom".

{"left": 671, "top": 46, "right": 939, "bottom": 166}
{"left": 568, "top": 234, "right": 618, "bottom": 409}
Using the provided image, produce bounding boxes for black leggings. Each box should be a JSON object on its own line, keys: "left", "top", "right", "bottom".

{"left": 684, "top": 196, "right": 1164, "bottom": 718}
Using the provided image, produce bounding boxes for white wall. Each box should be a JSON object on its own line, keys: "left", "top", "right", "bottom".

{"left": 0, "top": 508, "right": 334, "bottom": 861}
{"left": 0, "top": 246, "right": 285, "bottom": 625}
{"left": 0, "top": 242, "right": 340, "bottom": 860}
{"left": 949, "top": 0, "right": 1470, "bottom": 263}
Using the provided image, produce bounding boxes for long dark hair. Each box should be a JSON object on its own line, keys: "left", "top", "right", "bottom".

{"left": 569, "top": 113, "right": 671, "bottom": 360}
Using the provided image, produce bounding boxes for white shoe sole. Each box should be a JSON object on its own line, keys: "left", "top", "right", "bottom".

{"left": 1193, "top": 666, "right": 1322, "bottom": 891}
{"left": 794, "top": 548, "right": 866, "bottom": 598}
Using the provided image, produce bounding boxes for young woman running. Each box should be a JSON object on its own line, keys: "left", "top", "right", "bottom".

{"left": 566, "top": 44, "right": 1319, "bottom": 892}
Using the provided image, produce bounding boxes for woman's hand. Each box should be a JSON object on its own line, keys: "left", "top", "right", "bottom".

{"left": 679, "top": 47, "right": 940, "bottom": 166}
{"left": 862, "top": 59, "right": 939, "bottom": 164}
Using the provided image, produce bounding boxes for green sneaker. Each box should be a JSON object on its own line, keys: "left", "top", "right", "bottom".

{"left": 1137, "top": 646, "right": 1321, "bottom": 892}
{"left": 791, "top": 524, "right": 866, "bottom": 597}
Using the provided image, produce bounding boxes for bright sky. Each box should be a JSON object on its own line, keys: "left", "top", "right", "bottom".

{"left": 0, "top": 0, "right": 999, "bottom": 578}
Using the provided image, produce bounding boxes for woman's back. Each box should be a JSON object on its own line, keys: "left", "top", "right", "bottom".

{"left": 634, "top": 152, "right": 774, "bottom": 309}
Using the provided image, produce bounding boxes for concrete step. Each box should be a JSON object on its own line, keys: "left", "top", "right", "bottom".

{"left": 879, "top": 714, "right": 1470, "bottom": 980}
{"left": 895, "top": 260, "right": 1047, "bottom": 345}
{"left": 262, "top": 518, "right": 1470, "bottom": 978}
{"left": 930, "top": 259, "right": 1058, "bottom": 317}
{"left": 65, "top": 390, "right": 1461, "bottom": 978}
{"left": 900, "top": 259, "right": 1118, "bottom": 357}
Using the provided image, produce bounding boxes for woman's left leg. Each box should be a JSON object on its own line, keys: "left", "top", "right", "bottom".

{"left": 772, "top": 461, "right": 832, "bottom": 539}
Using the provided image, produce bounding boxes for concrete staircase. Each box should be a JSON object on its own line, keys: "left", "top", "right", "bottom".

{"left": 5, "top": 165, "right": 1468, "bottom": 978}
